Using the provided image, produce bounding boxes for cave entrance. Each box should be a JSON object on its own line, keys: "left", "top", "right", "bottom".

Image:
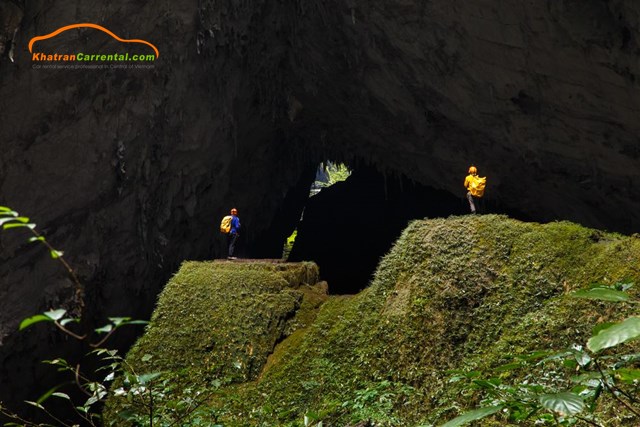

{"left": 287, "top": 164, "right": 468, "bottom": 294}
{"left": 282, "top": 162, "right": 352, "bottom": 259}
{"left": 310, "top": 162, "right": 352, "bottom": 196}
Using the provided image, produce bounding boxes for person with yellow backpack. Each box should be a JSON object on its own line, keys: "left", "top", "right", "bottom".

{"left": 220, "top": 208, "right": 241, "bottom": 259}
{"left": 464, "top": 166, "right": 486, "bottom": 214}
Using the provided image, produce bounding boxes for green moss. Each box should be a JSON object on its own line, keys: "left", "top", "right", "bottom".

{"left": 103, "top": 261, "right": 324, "bottom": 423}
{"left": 107, "top": 216, "right": 640, "bottom": 426}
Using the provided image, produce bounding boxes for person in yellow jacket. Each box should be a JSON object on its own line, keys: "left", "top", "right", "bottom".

{"left": 464, "top": 166, "right": 485, "bottom": 214}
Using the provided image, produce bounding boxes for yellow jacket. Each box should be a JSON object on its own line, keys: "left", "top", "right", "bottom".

{"left": 464, "top": 174, "right": 476, "bottom": 190}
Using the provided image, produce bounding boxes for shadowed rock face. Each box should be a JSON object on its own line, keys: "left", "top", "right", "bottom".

{"left": 0, "top": 0, "right": 638, "bottom": 411}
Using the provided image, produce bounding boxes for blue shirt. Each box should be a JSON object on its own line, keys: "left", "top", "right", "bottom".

{"left": 230, "top": 215, "right": 240, "bottom": 234}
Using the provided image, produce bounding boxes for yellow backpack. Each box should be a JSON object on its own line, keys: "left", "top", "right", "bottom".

{"left": 220, "top": 215, "right": 232, "bottom": 233}
{"left": 469, "top": 176, "right": 487, "bottom": 198}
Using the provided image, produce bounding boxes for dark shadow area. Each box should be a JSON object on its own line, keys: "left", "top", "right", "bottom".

{"left": 241, "top": 161, "right": 317, "bottom": 259}
{"left": 289, "top": 165, "right": 530, "bottom": 294}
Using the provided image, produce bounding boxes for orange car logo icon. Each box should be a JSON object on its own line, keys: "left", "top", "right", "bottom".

{"left": 29, "top": 23, "right": 159, "bottom": 57}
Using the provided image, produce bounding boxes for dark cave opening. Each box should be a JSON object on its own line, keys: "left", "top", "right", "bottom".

{"left": 281, "top": 163, "right": 526, "bottom": 294}
{"left": 286, "top": 165, "right": 467, "bottom": 293}
{"left": 244, "top": 151, "right": 534, "bottom": 296}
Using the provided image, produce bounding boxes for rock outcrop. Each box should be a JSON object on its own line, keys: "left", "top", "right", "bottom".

{"left": 111, "top": 216, "right": 640, "bottom": 425}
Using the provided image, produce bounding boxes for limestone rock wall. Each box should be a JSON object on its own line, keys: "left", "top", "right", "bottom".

{"left": 0, "top": 0, "right": 638, "bottom": 410}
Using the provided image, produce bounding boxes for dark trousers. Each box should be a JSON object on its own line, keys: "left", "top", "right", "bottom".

{"left": 467, "top": 191, "right": 477, "bottom": 213}
{"left": 228, "top": 233, "right": 238, "bottom": 257}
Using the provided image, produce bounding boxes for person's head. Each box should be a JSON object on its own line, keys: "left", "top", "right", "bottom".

{"left": 468, "top": 166, "right": 477, "bottom": 175}
{"left": 230, "top": 208, "right": 238, "bottom": 215}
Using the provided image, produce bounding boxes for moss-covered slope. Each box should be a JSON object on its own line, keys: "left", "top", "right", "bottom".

{"left": 109, "top": 216, "right": 640, "bottom": 426}
{"left": 127, "top": 260, "right": 324, "bottom": 382}
{"left": 103, "top": 260, "right": 326, "bottom": 424}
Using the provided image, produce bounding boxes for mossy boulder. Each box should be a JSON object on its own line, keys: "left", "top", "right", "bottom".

{"left": 106, "top": 216, "right": 640, "bottom": 426}
{"left": 103, "top": 260, "right": 326, "bottom": 422}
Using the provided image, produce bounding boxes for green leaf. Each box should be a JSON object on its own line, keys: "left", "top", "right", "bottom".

{"left": 588, "top": 317, "right": 640, "bottom": 352}
{"left": 43, "top": 358, "right": 71, "bottom": 368}
{"left": 571, "top": 385, "right": 590, "bottom": 395}
{"left": 28, "top": 236, "right": 45, "bottom": 243}
{"left": 14, "top": 216, "right": 30, "bottom": 223}
{"left": 138, "top": 372, "right": 162, "bottom": 384}
{"left": 44, "top": 309, "right": 67, "bottom": 321}
{"left": 0, "top": 206, "right": 12, "bottom": 212}
{"left": 60, "top": 318, "right": 80, "bottom": 326}
{"left": 440, "top": 405, "right": 503, "bottom": 427}
{"left": 613, "top": 280, "right": 633, "bottom": 292}
{"left": 574, "top": 350, "right": 592, "bottom": 367}
{"left": 25, "top": 401, "right": 45, "bottom": 410}
{"left": 121, "top": 320, "right": 149, "bottom": 326}
{"left": 472, "top": 378, "right": 500, "bottom": 389}
{"left": 304, "top": 412, "right": 320, "bottom": 426}
{"left": 95, "top": 324, "right": 114, "bottom": 334}
{"left": 141, "top": 354, "right": 153, "bottom": 362}
{"left": 52, "top": 392, "right": 71, "bottom": 401}
{"left": 519, "top": 350, "right": 553, "bottom": 362}
{"left": 592, "top": 322, "right": 616, "bottom": 336}
{"left": 108, "top": 317, "right": 131, "bottom": 326}
{"left": 571, "top": 287, "right": 630, "bottom": 302}
{"left": 540, "top": 350, "right": 574, "bottom": 363}
{"left": 50, "top": 250, "right": 64, "bottom": 259}
{"left": 105, "top": 318, "right": 147, "bottom": 329}
{"left": 589, "top": 383, "right": 603, "bottom": 411}
{"left": 35, "top": 383, "right": 67, "bottom": 404}
{"left": 614, "top": 368, "right": 640, "bottom": 383}
{"left": 539, "top": 392, "right": 585, "bottom": 416}
{"left": 84, "top": 395, "right": 99, "bottom": 407}
{"left": 448, "top": 370, "right": 481, "bottom": 378}
{"left": 0, "top": 217, "right": 18, "bottom": 226}
{"left": 19, "top": 314, "right": 53, "bottom": 330}
{"left": 3, "top": 222, "right": 36, "bottom": 230}
{"left": 571, "top": 372, "right": 602, "bottom": 384}
{"left": 620, "top": 353, "right": 640, "bottom": 363}
{"left": 494, "top": 362, "right": 522, "bottom": 372}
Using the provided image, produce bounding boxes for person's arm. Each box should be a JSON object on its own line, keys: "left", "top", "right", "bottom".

{"left": 464, "top": 176, "right": 470, "bottom": 189}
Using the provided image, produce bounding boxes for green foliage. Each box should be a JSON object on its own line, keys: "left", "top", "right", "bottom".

{"left": 18, "top": 314, "right": 55, "bottom": 330}
{"left": 0, "top": 205, "right": 191, "bottom": 426}
{"left": 538, "top": 392, "right": 585, "bottom": 416}
{"left": 0, "top": 208, "right": 55, "bottom": 258}
{"left": 283, "top": 229, "right": 297, "bottom": 260}
{"left": 340, "top": 380, "right": 415, "bottom": 425}
{"left": 109, "top": 370, "right": 221, "bottom": 426}
{"left": 0, "top": 205, "right": 85, "bottom": 308}
{"left": 27, "top": 346, "right": 217, "bottom": 426}
{"left": 588, "top": 317, "right": 640, "bottom": 352}
{"left": 440, "top": 405, "right": 504, "bottom": 427}
{"left": 442, "top": 282, "right": 640, "bottom": 426}
{"left": 314, "top": 162, "right": 351, "bottom": 189}
{"left": 572, "top": 286, "right": 631, "bottom": 302}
